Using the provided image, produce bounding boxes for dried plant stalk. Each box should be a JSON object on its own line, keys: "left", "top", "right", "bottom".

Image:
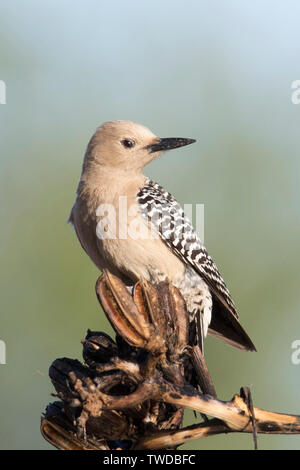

{"left": 41, "top": 272, "right": 300, "bottom": 450}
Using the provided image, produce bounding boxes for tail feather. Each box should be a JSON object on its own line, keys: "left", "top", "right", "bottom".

{"left": 186, "top": 316, "right": 216, "bottom": 397}
{"left": 209, "top": 295, "right": 256, "bottom": 352}
{"left": 196, "top": 311, "right": 204, "bottom": 354}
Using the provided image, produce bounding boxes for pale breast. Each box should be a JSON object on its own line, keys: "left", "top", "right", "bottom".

{"left": 97, "top": 216, "right": 185, "bottom": 284}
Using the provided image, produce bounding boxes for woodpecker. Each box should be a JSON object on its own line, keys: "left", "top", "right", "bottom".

{"left": 69, "top": 121, "right": 255, "bottom": 389}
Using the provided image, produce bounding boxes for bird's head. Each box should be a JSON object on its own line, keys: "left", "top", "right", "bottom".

{"left": 83, "top": 120, "right": 196, "bottom": 173}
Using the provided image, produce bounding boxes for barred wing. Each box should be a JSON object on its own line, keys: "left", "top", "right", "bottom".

{"left": 137, "top": 179, "right": 255, "bottom": 351}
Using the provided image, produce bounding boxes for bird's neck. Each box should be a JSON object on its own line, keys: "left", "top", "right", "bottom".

{"left": 77, "top": 162, "right": 146, "bottom": 205}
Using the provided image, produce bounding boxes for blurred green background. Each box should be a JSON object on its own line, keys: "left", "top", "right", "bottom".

{"left": 1, "top": 0, "right": 300, "bottom": 450}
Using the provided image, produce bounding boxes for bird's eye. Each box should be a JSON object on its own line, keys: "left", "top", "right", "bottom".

{"left": 121, "top": 139, "right": 135, "bottom": 149}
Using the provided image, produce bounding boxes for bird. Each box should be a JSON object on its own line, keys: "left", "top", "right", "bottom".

{"left": 69, "top": 120, "right": 255, "bottom": 392}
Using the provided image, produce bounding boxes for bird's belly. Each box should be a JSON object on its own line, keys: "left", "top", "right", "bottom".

{"left": 99, "top": 236, "right": 185, "bottom": 284}
{"left": 73, "top": 201, "right": 212, "bottom": 336}
{"left": 99, "top": 238, "right": 212, "bottom": 336}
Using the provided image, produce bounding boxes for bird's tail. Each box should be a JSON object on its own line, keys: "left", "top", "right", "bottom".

{"left": 185, "top": 315, "right": 217, "bottom": 397}
{"left": 191, "top": 345, "right": 217, "bottom": 397}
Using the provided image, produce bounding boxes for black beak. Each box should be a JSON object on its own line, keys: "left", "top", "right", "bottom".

{"left": 145, "top": 137, "right": 196, "bottom": 153}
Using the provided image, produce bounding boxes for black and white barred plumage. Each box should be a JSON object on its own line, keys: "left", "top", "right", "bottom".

{"left": 137, "top": 178, "right": 256, "bottom": 352}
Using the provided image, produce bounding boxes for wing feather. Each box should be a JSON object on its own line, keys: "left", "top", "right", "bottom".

{"left": 137, "top": 179, "right": 256, "bottom": 352}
